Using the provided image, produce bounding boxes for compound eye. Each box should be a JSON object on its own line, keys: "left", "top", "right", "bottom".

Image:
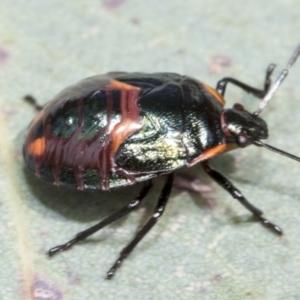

{"left": 237, "top": 132, "right": 250, "bottom": 148}
{"left": 233, "top": 103, "right": 244, "bottom": 111}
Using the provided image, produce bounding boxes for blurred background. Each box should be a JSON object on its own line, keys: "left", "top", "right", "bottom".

{"left": 1, "top": 1, "right": 300, "bottom": 299}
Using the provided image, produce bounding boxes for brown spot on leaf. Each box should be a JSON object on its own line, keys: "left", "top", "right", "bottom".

{"left": 33, "top": 278, "right": 62, "bottom": 300}
{"left": 209, "top": 55, "right": 232, "bottom": 74}
{"left": 1, "top": 108, "right": 14, "bottom": 120}
{"left": 67, "top": 270, "right": 82, "bottom": 285}
{"left": 211, "top": 274, "right": 223, "bottom": 283}
{"left": 102, "top": 0, "right": 127, "bottom": 9}
{"left": 130, "top": 17, "right": 141, "bottom": 25}
{"left": 174, "top": 49, "right": 185, "bottom": 55}
{"left": 0, "top": 46, "right": 9, "bottom": 66}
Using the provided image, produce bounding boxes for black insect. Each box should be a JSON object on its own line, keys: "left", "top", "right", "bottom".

{"left": 23, "top": 44, "right": 300, "bottom": 279}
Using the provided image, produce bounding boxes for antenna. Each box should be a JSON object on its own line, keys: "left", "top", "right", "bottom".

{"left": 253, "top": 140, "right": 300, "bottom": 163}
{"left": 254, "top": 43, "right": 300, "bottom": 116}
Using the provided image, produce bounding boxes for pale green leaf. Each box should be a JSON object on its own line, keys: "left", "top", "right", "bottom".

{"left": 1, "top": 1, "right": 300, "bottom": 299}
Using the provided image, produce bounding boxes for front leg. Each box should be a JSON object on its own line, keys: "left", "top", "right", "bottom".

{"left": 216, "top": 63, "right": 276, "bottom": 98}
{"left": 202, "top": 160, "right": 282, "bottom": 235}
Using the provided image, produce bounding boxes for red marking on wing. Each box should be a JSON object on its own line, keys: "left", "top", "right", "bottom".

{"left": 110, "top": 86, "right": 142, "bottom": 154}
{"left": 25, "top": 79, "right": 142, "bottom": 191}
{"left": 103, "top": 81, "right": 142, "bottom": 189}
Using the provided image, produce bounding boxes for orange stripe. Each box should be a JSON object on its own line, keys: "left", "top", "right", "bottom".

{"left": 110, "top": 118, "right": 142, "bottom": 154}
{"left": 107, "top": 80, "right": 140, "bottom": 91}
{"left": 107, "top": 80, "right": 142, "bottom": 155}
{"left": 28, "top": 137, "right": 46, "bottom": 157}
{"left": 188, "top": 143, "right": 237, "bottom": 166}
{"left": 202, "top": 83, "right": 225, "bottom": 106}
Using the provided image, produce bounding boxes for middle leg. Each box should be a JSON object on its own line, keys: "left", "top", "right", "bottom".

{"left": 106, "top": 173, "right": 174, "bottom": 279}
{"left": 202, "top": 160, "right": 282, "bottom": 235}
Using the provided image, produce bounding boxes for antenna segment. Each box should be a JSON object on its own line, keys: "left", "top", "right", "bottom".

{"left": 254, "top": 43, "right": 300, "bottom": 116}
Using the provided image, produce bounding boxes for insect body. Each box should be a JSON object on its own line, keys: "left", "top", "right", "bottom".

{"left": 23, "top": 45, "right": 300, "bottom": 279}
{"left": 24, "top": 73, "right": 230, "bottom": 191}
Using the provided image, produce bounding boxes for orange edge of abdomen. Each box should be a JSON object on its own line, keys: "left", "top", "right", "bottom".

{"left": 201, "top": 82, "right": 225, "bottom": 106}
{"left": 188, "top": 143, "right": 238, "bottom": 167}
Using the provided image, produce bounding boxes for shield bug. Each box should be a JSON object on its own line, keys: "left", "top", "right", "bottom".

{"left": 23, "top": 44, "right": 300, "bottom": 279}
